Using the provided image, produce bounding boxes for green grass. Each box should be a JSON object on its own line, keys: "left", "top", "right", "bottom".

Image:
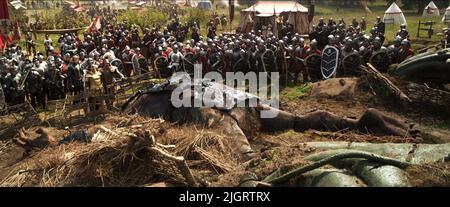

{"left": 281, "top": 83, "right": 312, "bottom": 101}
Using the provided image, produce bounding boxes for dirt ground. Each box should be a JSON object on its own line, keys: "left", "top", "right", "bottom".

{"left": 0, "top": 77, "right": 449, "bottom": 187}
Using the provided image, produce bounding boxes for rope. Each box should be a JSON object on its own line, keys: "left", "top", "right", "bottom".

{"left": 265, "top": 151, "right": 411, "bottom": 185}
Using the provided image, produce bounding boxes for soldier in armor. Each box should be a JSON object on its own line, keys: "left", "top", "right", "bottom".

{"left": 398, "top": 39, "right": 414, "bottom": 63}
{"left": 142, "top": 28, "right": 154, "bottom": 59}
{"left": 101, "top": 59, "right": 125, "bottom": 109}
{"left": 292, "top": 38, "right": 310, "bottom": 83}
{"left": 198, "top": 44, "right": 210, "bottom": 74}
{"left": 85, "top": 64, "right": 104, "bottom": 112}
{"left": 226, "top": 42, "right": 243, "bottom": 72}
{"left": 327, "top": 18, "right": 336, "bottom": 31}
{"left": 375, "top": 16, "right": 385, "bottom": 35}
{"left": 327, "top": 35, "right": 340, "bottom": 48}
{"left": 388, "top": 36, "right": 403, "bottom": 64}
{"left": 67, "top": 55, "right": 84, "bottom": 95}
{"left": 251, "top": 41, "right": 265, "bottom": 73}
{"left": 444, "top": 29, "right": 450, "bottom": 48}
{"left": 274, "top": 40, "right": 288, "bottom": 84}
{"left": 359, "top": 36, "right": 372, "bottom": 63}
{"left": 131, "top": 26, "right": 141, "bottom": 49}
{"left": 352, "top": 18, "right": 359, "bottom": 28}
{"left": 360, "top": 17, "right": 367, "bottom": 31}
{"left": 43, "top": 34, "right": 53, "bottom": 58}
{"left": 304, "top": 39, "right": 322, "bottom": 82}
{"left": 82, "top": 35, "right": 96, "bottom": 54}
{"left": 168, "top": 45, "right": 184, "bottom": 72}
{"left": 208, "top": 44, "right": 222, "bottom": 73}
{"left": 61, "top": 36, "right": 77, "bottom": 56}
{"left": 306, "top": 39, "right": 321, "bottom": 56}
{"left": 44, "top": 62, "right": 65, "bottom": 100}
{"left": 121, "top": 46, "right": 135, "bottom": 77}
{"left": 371, "top": 37, "right": 387, "bottom": 53}
{"left": 317, "top": 17, "right": 326, "bottom": 29}
{"left": 25, "top": 65, "right": 46, "bottom": 110}
{"left": 207, "top": 23, "right": 217, "bottom": 40}
{"left": 396, "top": 24, "right": 409, "bottom": 40}
{"left": 25, "top": 32, "right": 36, "bottom": 56}
{"left": 341, "top": 38, "right": 358, "bottom": 57}
{"left": 3, "top": 66, "right": 24, "bottom": 106}
{"left": 191, "top": 23, "right": 201, "bottom": 43}
{"left": 338, "top": 18, "right": 346, "bottom": 29}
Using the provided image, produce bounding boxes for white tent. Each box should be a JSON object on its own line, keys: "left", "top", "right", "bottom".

{"left": 9, "top": 0, "right": 27, "bottom": 10}
{"left": 383, "top": 2, "right": 407, "bottom": 25}
{"left": 239, "top": 1, "right": 310, "bottom": 35}
{"left": 422, "top": 1, "right": 440, "bottom": 17}
{"left": 443, "top": 6, "right": 450, "bottom": 23}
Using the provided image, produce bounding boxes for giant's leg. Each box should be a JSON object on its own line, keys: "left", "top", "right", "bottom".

{"left": 257, "top": 105, "right": 414, "bottom": 136}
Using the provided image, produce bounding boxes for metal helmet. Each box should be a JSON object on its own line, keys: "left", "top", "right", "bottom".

{"left": 394, "top": 35, "right": 403, "bottom": 44}
{"left": 328, "top": 35, "right": 335, "bottom": 41}
{"left": 401, "top": 39, "right": 410, "bottom": 47}
{"left": 344, "top": 38, "right": 353, "bottom": 46}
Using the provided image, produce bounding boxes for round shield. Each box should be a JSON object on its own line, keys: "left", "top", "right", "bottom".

{"left": 110, "top": 58, "right": 125, "bottom": 74}
{"left": 183, "top": 53, "right": 195, "bottom": 75}
{"left": 305, "top": 54, "right": 321, "bottom": 70}
{"left": 154, "top": 56, "right": 171, "bottom": 78}
{"left": 369, "top": 51, "right": 390, "bottom": 72}
{"left": 211, "top": 60, "right": 225, "bottom": 74}
{"left": 233, "top": 58, "right": 248, "bottom": 73}
{"left": 138, "top": 57, "right": 149, "bottom": 73}
{"left": 131, "top": 54, "right": 141, "bottom": 76}
{"left": 262, "top": 50, "right": 277, "bottom": 73}
{"left": 342, "top": 52, "right": 362, "bottom": 76}
{"left": 305, "top": 53, "right": 322, "bottom": 81}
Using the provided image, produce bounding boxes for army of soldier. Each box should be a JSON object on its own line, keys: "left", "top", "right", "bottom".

{"left": 0, "top": 43, "right": 125, "bottom": 112}
{"left": 1, "top": 13, "right": 416, "bottom": 112}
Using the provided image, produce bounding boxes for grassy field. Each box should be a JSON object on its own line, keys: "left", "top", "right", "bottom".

{"left": 17, "top": 0, "right": 449, "bottom": 54}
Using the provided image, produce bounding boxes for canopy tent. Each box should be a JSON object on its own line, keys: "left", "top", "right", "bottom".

{"left": 9, "top": 0, "right": 26, "bottom": 10}
{"left": 383, "top": 2, "right": 407, "bottom": 25}
{"left": 422, "top": 1, "right": 440, "bottom": 17}
{"left": 239, "top": 1, "right": 309, "bottom": 35}
{"left": 443, "top": 6, "right": 450, "bottom": 23}
{"left": 242, "top": 1, "right": 308, "bottom": 15}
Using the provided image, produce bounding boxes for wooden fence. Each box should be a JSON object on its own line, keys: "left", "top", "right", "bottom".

{"left": 0, "top": 72, "right": 158, "bottom": 119}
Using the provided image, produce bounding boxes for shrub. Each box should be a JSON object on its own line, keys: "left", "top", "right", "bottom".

{"left": 116, "top": 8, "right": 169, "bottom": 29}
{"left": 179, "top": 7, "right": 210, "bottom": 27}
{"left": 38, "top": 8, "right": 90, "bottom": 29}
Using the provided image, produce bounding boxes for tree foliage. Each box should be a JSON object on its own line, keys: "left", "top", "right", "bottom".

{"left": 38, "top": 8, "right": 90, "bottom": 29}
{"left": 116, "top": 8, "right": 168, "bottom": 29}
{"left": 179, "top": 7, "right": 210, "bottom": 27}
{"left": 7, "top": 6, "right": 28, "bottom": 27}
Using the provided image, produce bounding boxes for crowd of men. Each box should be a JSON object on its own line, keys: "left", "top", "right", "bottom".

{"left": 1, "top": 8, "right": 419, "bottom": 112}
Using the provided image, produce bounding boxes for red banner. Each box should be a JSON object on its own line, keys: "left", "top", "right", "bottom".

{"left": 0, "top": 0, "right": 9, "bottom": 20}
{"left": 0, "top": 32, "right": 4, "bottom": 50}
{"left": 87, "top": 16, "right": 102, "bottom": 33}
